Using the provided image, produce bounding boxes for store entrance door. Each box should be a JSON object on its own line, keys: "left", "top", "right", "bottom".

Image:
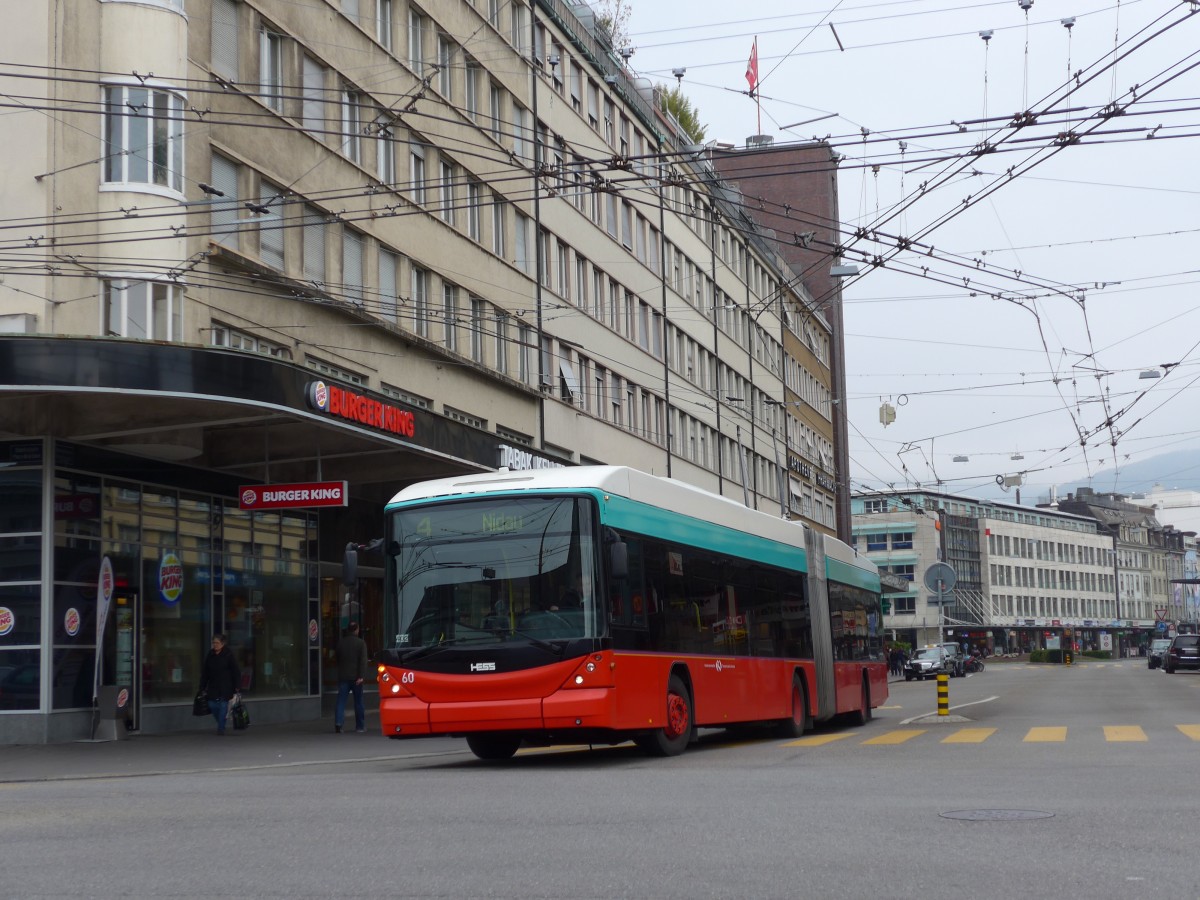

{"left": 111, "top": 590, "right": 140, "bottom": 731}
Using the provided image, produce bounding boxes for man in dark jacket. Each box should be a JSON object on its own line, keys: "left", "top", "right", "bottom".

{"left": 199, "top": 634, "right": 241, "bottom": 735}
{"left": 334, "top": 622, "right": 371, "bottom": 733}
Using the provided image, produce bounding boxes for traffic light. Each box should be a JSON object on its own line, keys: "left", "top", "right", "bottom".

{"left": 881, "top": 598, "right": 891, "bottom": 614}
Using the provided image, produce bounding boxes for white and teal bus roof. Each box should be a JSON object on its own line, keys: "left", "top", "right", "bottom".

{"left": 388, "top": 466, "right": 878, "bottom": 589}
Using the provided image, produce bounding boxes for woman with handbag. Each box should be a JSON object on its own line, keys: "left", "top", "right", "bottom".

{"left": 197, "top": 634, "right": 241, "bottom": 736}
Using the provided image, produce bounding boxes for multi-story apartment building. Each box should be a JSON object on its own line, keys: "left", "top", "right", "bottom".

{"left": 0, "top": 0, "right": 840, "bottom": 742}
{"left": 1054, "top": 489, "right": 1189, "bottom": 641}
{"left": 853, "top": 489, "right": 1121, "bottom": 654}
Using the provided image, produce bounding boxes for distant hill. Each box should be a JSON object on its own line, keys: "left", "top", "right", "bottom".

{"left": 1056, "top": 448, "right": 1200, "bottom": 497}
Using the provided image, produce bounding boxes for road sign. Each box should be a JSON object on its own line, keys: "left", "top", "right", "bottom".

{"left": 923, "top": 563, "right": 957, "bottom": 593}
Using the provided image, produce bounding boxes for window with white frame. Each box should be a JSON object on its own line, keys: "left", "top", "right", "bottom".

{"left": 442, "top": 283, "right": 458, "bottom": 351}
{"left": 466, "top": 180, "right": 482, "bottom": 241}
{"left": 379, "top": 247, "right": 400, "bottom": 322}
{"left": 211, "top": 323, "right": 291, "bottom": 358}
{"left": 302, "top": 56, "right": 326, "bottom": 136}
{"left": 440, "top": 161, "right": 455, "bottom": 226}
{"left": 491, "top": 193, "right": 506, "bottom": 256}
{"left": 445, "top": 406, "right": 486, "bottom": 430}
{"left": 410, "top": 142, "right": 427, "bottom": 204}
{"left": 259, "top": 28, "right": 284, "bottom": 111}
{"left": 303, "top": 206, "right": 326, "bottom": 284}
{"left": 512, "top": 105, "right": 530, "bottom": 163}
{"left": 254, "top": 180, "right": 285, "bottom": 269}
{"left": 102, "top": 84, "right": 185, "bottom": 192}
{"left": 341, "top": 86, "right": 363, "bottom": 163}
{"left": 343, "top": 228, "right": 364, "bottom": 305}
{"left": 211, "top": 0, "right": 239, "bottom": 82}
{"left": 437, "top": 35, "right": 454, "bottom": 97}
{"left": 103, "top": 279, "right": 181, "bottom": 341}
{"left": 494, "top": 313, "right": 509, "bottom": 375}
{"left": 341, "top": 0, "right": 361, "bottom": 25}
{"left": 470, "top": 297, "right": 485, "bottom": 363}
{"left": 209, "top": 153, "right": 239, "bottom": 246}
{"left": 381, "top": 384, "right": 430, "bottom": 409}
{"left": 376, "top": 112, "right": 396, "bottom": 184}
{"left": 489, "top": 82, "right": 504, "bottom": 143}
{"left": 408, "top": 9, "right": 425, "bottom": 73}
{"left": 518, "top": 323, "right": 533, "bottom": 385}
{"left": 411, "top": 267, "right": 429, "bottom": 337}
{"left": 464, "top": 59, "right": 479, "bottom": 120}
{"left": 514, "top": 211, "right": 531, "bottom": 274}
{"left": 305, "top": 356, "right": 365, "bottom": 386}
{"left": 377, "top": 0, "right": 393, "bottom": 51}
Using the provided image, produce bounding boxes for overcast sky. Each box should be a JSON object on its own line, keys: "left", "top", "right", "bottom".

{"left": 624, "top": 0, "right": 1200, "bottom": 503}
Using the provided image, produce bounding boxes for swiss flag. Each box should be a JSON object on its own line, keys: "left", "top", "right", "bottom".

{"left": 745, "top": 38, "right": 759, "bottom": 93}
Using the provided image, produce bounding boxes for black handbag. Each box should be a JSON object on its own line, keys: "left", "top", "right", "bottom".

{"left": 231, "top": 699, "right": 250, "bottom": 730}
{"left": 193, "top": 690, "right": 210, "bottom": 717}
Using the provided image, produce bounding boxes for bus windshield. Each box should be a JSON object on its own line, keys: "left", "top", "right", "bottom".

{"left": 389, "top": 496, "right": 601, "bottom": 648}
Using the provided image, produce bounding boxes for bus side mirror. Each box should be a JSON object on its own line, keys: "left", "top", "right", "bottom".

{"left": 343, "top": 543, "right": 359, "bottom": 587}
{"left": 609, "top": 541, "right": 628, "bottom": 581}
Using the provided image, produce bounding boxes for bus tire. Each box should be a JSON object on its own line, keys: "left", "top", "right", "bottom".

{"left": 850, "top": 678, "right": 872, "bottom": 727}
{"left": 466, "top": 733, "right": 522, "bottom": 760}
{"left": 776, "top": 675, "right": 810, "bottom": 738}
{"left": 637, "top": 673, "right": 693, "bottom": 757}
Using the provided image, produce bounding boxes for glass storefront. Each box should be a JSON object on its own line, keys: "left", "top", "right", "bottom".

{"left": 0, "top": 440, "right": 320, "bottom": 727}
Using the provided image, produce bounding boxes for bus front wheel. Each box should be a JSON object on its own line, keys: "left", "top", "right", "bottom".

{"left": 466, "top": 733, "right": 522, "bottom": 761}
{"left": 636, "top": 673, "right": 693, "bottom": 757}
{"left": 776, "top": 675, "right": 811, "bottom": 738}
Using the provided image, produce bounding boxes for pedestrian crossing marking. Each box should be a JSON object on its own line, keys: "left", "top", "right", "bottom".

{"left": 1176, "top": 725, "right": 1200, "bottom": 740}
{"left": 942, "top": 728, "right": 996, "bottom": 744}
{"left": 784, "top": 733, "right": 855, "bottom": 747}
{"left": 1024, "top": 727, "right": 1067, "bottom": 742}
{"left": 862, "top": 729, "right": 926, "bottom": 745}
{"left": 1103, "top": 726, "right": 1147, "bottom": 742}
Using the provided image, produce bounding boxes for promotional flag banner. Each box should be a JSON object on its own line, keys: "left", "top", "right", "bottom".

{"left": 745, "top": 38, "right": 759, "bottom": 92}
{"left": 93, "top": 555, "right": 114, "bottom": 701}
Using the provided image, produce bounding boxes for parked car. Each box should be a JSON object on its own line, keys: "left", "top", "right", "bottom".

{"left": 905, "top": 647, "right": 949, "bottom": 681}
{"left": 938, "top": 642, "right": 967, "bottom": 677}
{"left": 1148, "top": 638, "right": 1173, "bottom": 670}
{"left": 1163, "top": 634, "right": 1200, "bottom": 674}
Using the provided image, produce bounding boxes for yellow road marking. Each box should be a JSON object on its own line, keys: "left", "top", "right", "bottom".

{"left": 1024, "top": 727, "right": 1067, "bottom": 742}
{"left": 942, "top": 727, "right": 996, "bottom": 744}
{"left": 1103, "top": 725, "right": 1147, "bottom": 742}
{"left": 862, "top": 729, "right": 926, "bottom": 745}
{"left": 1176, "top": 725, "right": 1200, "bottom": 740}
{"left": 784, "top": 732, "right": 854, "bottom": 747}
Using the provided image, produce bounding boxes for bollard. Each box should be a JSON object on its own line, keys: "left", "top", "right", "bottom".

{"left": 936, "top": 672, "right": 949, "bottom": 717}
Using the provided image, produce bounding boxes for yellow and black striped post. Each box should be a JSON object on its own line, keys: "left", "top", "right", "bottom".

{"left": 936, "top": 673, "right": 950, "bottom": 717}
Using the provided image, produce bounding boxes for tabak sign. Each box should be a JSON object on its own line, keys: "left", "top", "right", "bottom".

{"left": 240, "top": 481, "right": 349, "bottom": 510}
{"left": 307, "top": 380, "right": 416, "bottom": 437}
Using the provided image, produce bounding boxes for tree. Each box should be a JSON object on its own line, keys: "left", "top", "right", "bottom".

{"left": 593, "top": 0, "right": 633, "bottom": 53}
{"left": 659, "top": 85, "right": 708, "bottom": 145}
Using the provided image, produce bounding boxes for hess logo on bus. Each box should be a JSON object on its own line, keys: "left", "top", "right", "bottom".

{"left": 470, "top": 662, "right": 496, "bottom": 672}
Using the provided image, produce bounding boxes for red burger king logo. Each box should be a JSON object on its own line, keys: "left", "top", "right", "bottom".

{"left": 241, "top": 488, "right": 258, "bottom": 506}
{"left": 64, "top": 607, "right": 81, "bottom": 637}
{"left": 116, "top": 688, "right": 129, "bottom": 708}
{"left": 0, "top": 607, "right": 13, "bottom": 636}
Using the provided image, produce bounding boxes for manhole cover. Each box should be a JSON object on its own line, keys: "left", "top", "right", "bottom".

{"left": 940, "top": 809, "right": 1054, "bottom": 821}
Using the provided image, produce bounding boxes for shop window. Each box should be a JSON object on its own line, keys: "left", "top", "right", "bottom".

{"left": 0, "top": 648, "right": 41, "bottom": 711}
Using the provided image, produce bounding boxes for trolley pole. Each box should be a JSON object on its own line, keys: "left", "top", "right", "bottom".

{"left": 936, "top": 673, "right": 950, "bottom": 717}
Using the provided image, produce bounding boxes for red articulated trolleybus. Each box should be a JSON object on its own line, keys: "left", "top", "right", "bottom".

{"left": 351, "top": 466, "right": 886, "bottom": 760}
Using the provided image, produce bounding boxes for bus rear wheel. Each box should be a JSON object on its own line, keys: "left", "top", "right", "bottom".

{"left": 466, "top": 733, "right": 522, "bottom": 760}
{"left": 776, "top": 675, "right": 810, "bottom": 738}
{"left": 636, "top": 673, "right": 693, "bottom": 757}
{"left": 850, "top": 678, "right": 872, "bottom": 727}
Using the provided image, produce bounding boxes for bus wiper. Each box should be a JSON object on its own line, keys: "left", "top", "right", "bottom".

{"left": 401, "top": 638, "right": 465, "bottom": 661}
{"left": 510, "top": 630, "right": 564, "bottom": 655}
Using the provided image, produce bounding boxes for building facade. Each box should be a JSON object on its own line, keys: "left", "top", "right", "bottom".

{"left": 0, "top": 0, "right": 843, "bottom": 741}
{"left": 853, "top": 489, "right": 1126, "bottom": 654}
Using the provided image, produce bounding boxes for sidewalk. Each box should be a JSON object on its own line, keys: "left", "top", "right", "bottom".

{"left": 0, "top": 714, "right": 468, "bottom": 784}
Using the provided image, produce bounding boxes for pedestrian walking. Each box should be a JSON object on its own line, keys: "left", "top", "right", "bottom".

{"left": 334, "top": 622, "right": 371, "bottom": 734}
{"left": 198, "top": 634, "right": 241, "bottom": 736}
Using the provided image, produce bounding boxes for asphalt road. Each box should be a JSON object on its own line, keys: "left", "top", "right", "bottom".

{"left": 2, "top": 658, "right": 1196, "bottom": 899}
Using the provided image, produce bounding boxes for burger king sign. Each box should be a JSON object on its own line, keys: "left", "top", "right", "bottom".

{"left": 159, "top": 551, "right": 184, "bottom": 606}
